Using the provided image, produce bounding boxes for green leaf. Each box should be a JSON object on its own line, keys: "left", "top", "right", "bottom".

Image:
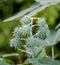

{"left": 45, "top": 29, "right": 60, "bottom": 46}
{"left": 3, "top": 2, "right": 40, "bottom": 22}
{"left": 55, "top": 23, "right": 60, "bottom": 29}
{"left": 3, "top": 0, "right": 60, "bottom": 22}
{"left": 26, "top": 2, "right": 59, "bottom": 17}
{"left": 37, "top": 48, "right": 46, "bottom": 58}
{"left": 24, "top": 58, "right": 60, "bottom": 65}
{"left": 0, "top": 58, "right": 10, "bottom": 65}
{"left": 38, "top": 58, "right": 60, "bottom": 65}
{"left": 35, "top": 0, "right": 60, "bottom": 5}
{"left": 53, "top": 29, "right": 60, "bottom": 43}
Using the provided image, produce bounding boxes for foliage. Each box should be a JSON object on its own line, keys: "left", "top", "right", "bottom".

{"left": 0, "top": 58, "right": 10, "bottom": 65}
{"left": 24, "top": 57, "right": 60, "bottom": 65}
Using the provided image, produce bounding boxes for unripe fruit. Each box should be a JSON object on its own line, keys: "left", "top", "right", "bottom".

{"left": 13, "top": 26, "right": 32, "bottom": 38}
{"left": 13, "top": 27, "right": 22, "bottom": 38}
{"left": 20, "top": 16, "right": 31, "bottom": 25}
{"left": 38, "top": 26, "right": 48, "bottom": 40}
{"left": 37, "top": 18, "right": 46, "bottom": 26}
{"left": 10, "top": 38, "right": 21, "bottom": 49}
{"left": 22, "top": 26, "right": 32, "bottom": 37}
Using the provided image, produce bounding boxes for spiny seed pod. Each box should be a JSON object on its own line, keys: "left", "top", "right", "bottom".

{"left": 13, "top": 26, "right": 32, "bottom": 38}
{"left": 22, "top": 26, "right": 32, "bottom": 37}
{"left": 10, "top": 38, "right": 21, "bottom": 49}
{"left": 25, "top": 37, "right": 35, "bottom": 47}
{"left": 38, "top": 25, "right": 49, "bottom": 40}
{"left": 25, "top": 47, "right": 40, "bottom": 58}
{"left": 13, "top": 27, "right": 22, "bottom": 38}
{"left": 39, "top": 26, "right": 48, "bottom": 34}
{"left": 32, "top": 47, "right": 41, "bottom": 57}
{"left": 37, "top": 18, "right": 46, "bottom": 26}
{"left": 38, "top": 32, "right": 46, "bottom": 40}
{"left": 25, "top": 37, "right": 43, "bottom": 48}
{"left": 13, "top": 27, "right": 25, "bottom": 38}
{"left": 20, "top": 16, "right": 31, "bottom": 25}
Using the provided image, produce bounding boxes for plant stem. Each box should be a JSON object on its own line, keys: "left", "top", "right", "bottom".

{"left": 52, "top": 46, "right": 54, "bottom": 60}
{"left": 32, "top": 17, "right": 40, "bottom": 20}
{"left": 17, "top": 48, "right": 32, "bottom": 55}
{"left": 2, "top": 53, "right": 19, "bottom": 58}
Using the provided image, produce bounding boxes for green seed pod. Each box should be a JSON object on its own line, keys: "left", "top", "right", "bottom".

{"left": 38, "top": 26, "right": 49, "bottom": 40}
{"left": 20, "top": 16, "right": 31, "bottom": 25}
{"left": 37, "top": 18, "right": 46, "bottom": 26}
{"left": 10, "top": 38, "right": 21, "bottom": 49}
{"left": 13, "top": 27, "right": 23, "bottom": 38}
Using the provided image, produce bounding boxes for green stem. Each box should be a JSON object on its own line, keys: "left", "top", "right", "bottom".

{"left": 17, "top": 48, "right": 32, "bottom": 55}
{"left": 32, "top": 17, "right": 40, "bottom": 20}
{"left": 52, "top": 46, "right": 54, "bottom": 60}
{"left": 2, "top": 53, "right": 19, "bottom": 58}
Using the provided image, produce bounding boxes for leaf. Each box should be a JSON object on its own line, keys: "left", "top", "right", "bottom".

{"left": 24, "top": 58, "right": 60, "bottom": 65}
{"left": 45, "top": 29, "right": 60, "bottom": 46}
{"left": 26, "top": 2, "right": 59, "bottom": 17}
{"left": 55, "top": 23, "right": 60, "bottom": 29}
{"left": 25, "top": 58, "right": 38, "bottom": 64}
{"left": 3, "top": 2, "right": 40, "bottom": 22}
{"left": 37, "top": 48, "right": 46, "bottom": 58}
{"left": 53, "top": 29, "right": 60, "bottom": 43}
{"left": 35, "top": 0, "right": 60, "bottom": 5}
{"left": 0, "top": 58, "right": 10, "bottom": 65}
{"left": 38, "top": 58, "right": 60, "bottom": 65}
{"left": 3, "top": 0, "right": 60, "bottom": 22}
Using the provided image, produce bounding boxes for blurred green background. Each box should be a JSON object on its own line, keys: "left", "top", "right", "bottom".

{"left": 0, "top": 0, "right": 60, "bottom": 64}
